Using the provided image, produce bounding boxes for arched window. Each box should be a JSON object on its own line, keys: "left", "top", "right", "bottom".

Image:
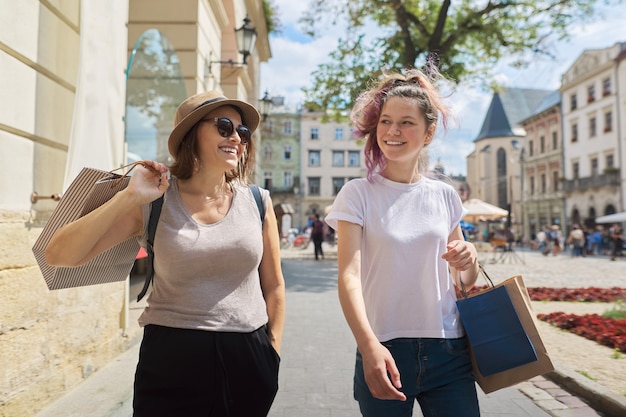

{"left": 125, "top": 29, "right": 187, "bottom": 165}
{"left": 496, "top": 148, "right": 508, "bottom": 208}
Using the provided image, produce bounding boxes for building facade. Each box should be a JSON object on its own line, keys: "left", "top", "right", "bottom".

{"left": 560, "top": 42, "right": 626, "bottom": 227}
{"left": 519, "top": 92, "right": 566, "bottom": 239}
{"left": 299, "top": 110, "right": 365, "bottom": 226}
{"left": 466, "top": 88, "right": 553, "bottom": 239}
{"left": 258, "top": 103, "right": 301, "bottom": 233}
{"left": 0, "top": 1, "right": 270, "bottom": 415}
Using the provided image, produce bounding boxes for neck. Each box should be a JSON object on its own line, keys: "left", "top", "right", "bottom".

{"left": 178, "top": 173, "right": 231, "bottom": 198}
{"left": 382, "top": 164, "right": 421, "bottom": 184}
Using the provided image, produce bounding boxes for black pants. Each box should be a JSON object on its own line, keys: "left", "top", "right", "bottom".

{"left": 312, "top": 234, "right": 324, "bottom": 259}
{"left": 133, "top": 325, "right": 280, "bottom": 417}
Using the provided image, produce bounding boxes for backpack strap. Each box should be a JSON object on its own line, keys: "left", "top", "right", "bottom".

{"left": 136, "top": 195, "right": 164, "bottom": 302}
{"left": 249, "top": 184, "right": 265, "bottom": 226}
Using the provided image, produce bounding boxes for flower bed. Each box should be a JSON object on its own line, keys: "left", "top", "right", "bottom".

{"left": 537, "top": 312, "right": 626, "bottom": 354}
{"left": 527, "top": 287, "right": 626, "bottom": 302}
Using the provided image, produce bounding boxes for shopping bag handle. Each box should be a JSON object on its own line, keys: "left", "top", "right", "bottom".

{"left": 109, "top": 161, "right": 162, "bottom": 188}
{"left": 459, "top": 264, "right": 495, "bottom": 299}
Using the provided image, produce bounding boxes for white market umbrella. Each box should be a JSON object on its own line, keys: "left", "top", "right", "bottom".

{"left": 462, "top": 199, "right": 508, "bottom": 223}
{"left": 595, "top": 212, "right": 626, "bottom": 224}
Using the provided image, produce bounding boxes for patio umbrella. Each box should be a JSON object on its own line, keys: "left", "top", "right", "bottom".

{"left": 462, "top": 199, "right": 508, "bottom": 223}
{"left": 595, "top": 212, "right": 626, "bottom": 224}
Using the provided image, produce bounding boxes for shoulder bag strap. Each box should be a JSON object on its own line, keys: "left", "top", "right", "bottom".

{"left": 249, "top": 184, "right": 265, "bottom": 226}
{"left": 136, "top": 195, "right": 164, "bottom": 302}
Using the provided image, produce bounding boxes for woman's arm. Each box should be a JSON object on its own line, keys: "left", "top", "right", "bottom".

{"left": 336, "top": 220, "right": 406, "bottom": 401}
{"left": 443, "top": 224, "right": 479, "bottom": 289}
{"left": 258, "top": 199, "right": 286, "bottom": 354}
{"left": 45, "top": 161, "right": 169, "bottom": 267}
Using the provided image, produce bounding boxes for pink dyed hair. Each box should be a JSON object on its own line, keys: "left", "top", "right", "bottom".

{"left": 350, "top": 64, "right": 450, "bottom": 181}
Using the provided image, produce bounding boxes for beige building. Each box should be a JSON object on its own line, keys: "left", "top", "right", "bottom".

{"left": 560, "top": 42, "right": 626, "bottom": 226}
{"left": 258, "top": 101, "right": 301, "bottom": 233}
{"left": 0, "top": 1, "right": 270, "bottom": 415}
{"left": 299, "top": 111, "right": 365, "bottom": 224}
{"left": 466, "top": 88, "right": 552, "bottom": 239}
{"left": 519, "top": 92, "right": 566, "bottom": 239}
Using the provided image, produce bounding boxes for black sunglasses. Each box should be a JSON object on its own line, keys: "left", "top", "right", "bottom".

{"left": 210, "top": 117, "right": 252, "bottom": 145}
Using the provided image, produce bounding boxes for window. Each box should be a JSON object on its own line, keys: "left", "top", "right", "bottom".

{"left": 334, "top": 128, "right": 344, "bottom": 140}
{"left": 591, "top": 158, "right": 598, "bottom": 176}
{"left": 308, "top": 177, "right": 321, "bottom": 196}
{"left": 310, "top": 127, "right": 319, "bottom": 140}
{"left": 264, "top": 171, "right": 272, "bottom": 190}
{"left": 589, "top": 117, "right": 597, "bottom": 137}
{"left": 530, "top": 176, "right": 535, "bottom": 195}
{"left": 571, "top": 123, "right": 578, "bottom": 142}
{"left": 540, "top": 136, "right": 545, "bottom": 153}
{"left": 606, "top": 154, "right": 614, "bottom": 168}
{"left": 603, "top": 78, "right": 611, "bottom": 96}
{"left": 348, "top": 150, "right": 360, "bottom": 167}
{"left": 283, "top": 145, "right": 292, "bottom": 160}
{"left": 283, "top": 171, "right": 293, "bottom": 188}
{"left": 604, "top": 111, "right": 612, "bottom": 132}
{"left": 332, "top": 177, "right": 345, "bottom": 195}
{"left": 541, "top": 174, "right": 546, "bottom": 194}
{"left": 552, "top": 132, "right": 558, "bottom": 150}
{"left": 552, "top": 171, "right": 559, "bottom": 192}
{"left": 332, "top": 151, "right": 345, "bottom": 167}
{"left": 283, "top": 121, "right": 292, "bottom": 134}
{"left": 573, "top": 162, "right": 579, "bottom": 179}
{"left": 587, "top": 85, "right": 595, "bottom": 103}
{"left": 570, "top": 94, "right": 577, "bottom": 110}
{"left": 308, "top": 150, "right": 321, "bottom": 166}
{"left": 263, "top": 145, "right": 272, "bottom": 160}
{"left": 528, "top": 140, "right": 533, "bottom": 157}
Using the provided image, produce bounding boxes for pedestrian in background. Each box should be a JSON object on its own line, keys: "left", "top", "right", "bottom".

{"left": 325, "top": 64, "right": 480, "bottom": 417}
{"left": 45, "top": 91, "right": 285, "bottom": 417}
{"left": 311, "top": 213, "right": 325, "bottom": 260}
{"left": 609, "top": 223, "right": 623, "bottom": 261}
{"left": 566, "top": 224, "right": 584, "bottom": 257}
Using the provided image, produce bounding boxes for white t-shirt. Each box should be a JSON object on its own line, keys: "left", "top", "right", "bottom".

{"left": 325, "top": 174, "right": 467, "bottom": 341}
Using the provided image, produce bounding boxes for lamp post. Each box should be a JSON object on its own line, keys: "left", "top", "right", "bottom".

{"left": 210, "top": 16, "right": 257, "bottom": 67}
{"left": 235, "top": 16, "right": 257, "bottom": 65}
{"left": 259, "top": 90, "right": 273, "bottom": 121}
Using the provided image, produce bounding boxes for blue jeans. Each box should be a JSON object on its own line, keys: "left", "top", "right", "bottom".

{"left": 354, "top": 338, "right": 479, "bottom": 417}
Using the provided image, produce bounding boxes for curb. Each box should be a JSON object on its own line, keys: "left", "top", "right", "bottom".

{"left": 545, "top": 364, "right": 626, "bottom": 417}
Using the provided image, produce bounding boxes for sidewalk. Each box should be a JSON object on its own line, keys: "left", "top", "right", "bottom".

{"left": 34, "top": 244, "right": 626, "bottom": 417}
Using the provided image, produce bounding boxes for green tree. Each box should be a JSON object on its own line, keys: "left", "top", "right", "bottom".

{"left": 300, "top": 0, "right": 621, "bottom": 113}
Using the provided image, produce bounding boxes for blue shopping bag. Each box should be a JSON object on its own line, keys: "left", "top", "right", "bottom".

{"left": 457, "top": 273, "right": 538, "bottom": 377}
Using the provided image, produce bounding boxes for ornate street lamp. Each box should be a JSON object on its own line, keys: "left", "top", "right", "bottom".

{"left": 211, "top": 16, "right": 257, "bottom": 66}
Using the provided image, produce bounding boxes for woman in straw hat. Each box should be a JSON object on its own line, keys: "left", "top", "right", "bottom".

{"left": 46, "top": 91, "right": 285, "bottom": 417}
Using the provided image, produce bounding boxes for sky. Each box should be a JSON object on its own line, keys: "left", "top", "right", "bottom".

{"left": 260, "top": 1, "right": 626, "bottom": 176}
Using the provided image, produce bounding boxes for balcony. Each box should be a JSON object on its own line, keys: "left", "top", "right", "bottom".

{"left": 562, "top": 170, "right": 620, "bottom": 192}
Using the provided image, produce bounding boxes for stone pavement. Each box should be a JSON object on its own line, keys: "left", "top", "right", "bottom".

{"left": 34, "top": 243, "right": 626, "bottom": 417}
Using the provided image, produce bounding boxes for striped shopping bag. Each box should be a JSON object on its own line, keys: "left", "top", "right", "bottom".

{"left": 32, "top": 162, "right": 154, "bottom": 290}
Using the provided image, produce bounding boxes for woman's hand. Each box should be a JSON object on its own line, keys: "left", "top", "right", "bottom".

{"left": 125, "top": 161, "right": 170, "bottom": 204}
{"left": 359, "top": 342, "right": 407, "bottom": 401}
{"left": 442, "top": 239, "right": 477, "bottom": 272}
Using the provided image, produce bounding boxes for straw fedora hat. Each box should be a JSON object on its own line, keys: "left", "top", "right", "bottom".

{"left": 167, "top": 90, "right": 261, "bottom": 157}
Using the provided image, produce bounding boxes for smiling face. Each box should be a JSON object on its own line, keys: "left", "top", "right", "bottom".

{"left": 376, "top": 96, "right": 434, "bottom": 174}
{"left": 196, "top": 105, "right": 248, "bottom": 173}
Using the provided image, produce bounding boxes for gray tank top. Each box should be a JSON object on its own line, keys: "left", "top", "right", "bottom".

{"left": 137, "top": 177, "right": 268, "bottom": 332}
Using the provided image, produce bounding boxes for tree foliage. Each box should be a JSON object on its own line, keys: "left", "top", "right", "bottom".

{"left": 299, "top": 0, "right": 621, "bottom": 113}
